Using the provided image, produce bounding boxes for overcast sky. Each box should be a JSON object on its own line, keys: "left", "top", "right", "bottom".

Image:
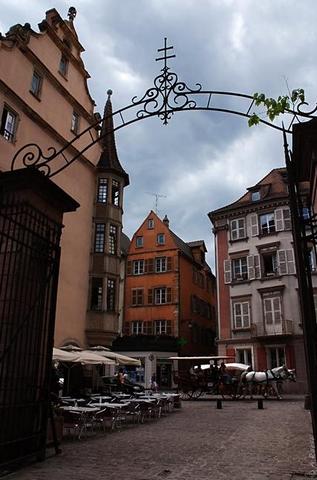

{"left": 1, "top": 0, "right": 317, "bottom": 270}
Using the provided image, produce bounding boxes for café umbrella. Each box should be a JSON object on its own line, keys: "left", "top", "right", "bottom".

{"left": 89, "top": 346, "right": 141, "bottom": 366}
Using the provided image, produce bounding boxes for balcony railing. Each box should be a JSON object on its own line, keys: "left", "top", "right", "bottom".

{"left": 251, "top": 319, "right": 294, "bottom": 337}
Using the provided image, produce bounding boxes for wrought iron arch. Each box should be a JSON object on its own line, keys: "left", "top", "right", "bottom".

{"left": 11, "top": 37, "right": 317, "bottom": 178}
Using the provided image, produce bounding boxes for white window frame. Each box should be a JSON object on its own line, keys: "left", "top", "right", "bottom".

{"left": 233, "top": 301, "right": 250, "bottom": 329}
{"left": 236, "top": 347, "right": 253, "bottom": 366}
{"left": 259, "top": 212, "right": 275, "bottom": 235}
{"left": 131, "top": 321, "right": 144, "bottom": 335}
{"left": 155, "top": 257, "right": 167, "bottom": 273}
{"left": 0, "top": 105, "right": 18, "bottom": 142}
{"left": 136, "top": 236, "right": 143, "bottom": 248}
{"left": 154, "top": 320, "right": 167, "bottom": 335}
{"left": 157, "top": 233, "right": 165, "bottom": 245}
{"left": 251, "top": 191, "right": 260, "bottom": 202}
{"left": 30, "top": 70, "right": 42, "bottom": 97}
{"left": 263, "top": 296, "right": 282, "bottom": 327}
{"left": 154, "top": 287, "right": 167, "bottom": 304}
{"left": 133, "top": 260, "right": 144, "bottom": 275}
{"left": 230, "top": 218, "right": 246, "bottom": 240}
{"left": 266, "top": 345, "right": 285, "bottom": 369}
{"left": 232, "top": 257, "right": 248, "bottom": 281}
{"left": 148, "top": 218, "right": 154, "bottom": 229}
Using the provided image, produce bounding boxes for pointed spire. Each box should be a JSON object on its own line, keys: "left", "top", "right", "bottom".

{"left": 97, "top": 90, "right": 129, "bottom": 186}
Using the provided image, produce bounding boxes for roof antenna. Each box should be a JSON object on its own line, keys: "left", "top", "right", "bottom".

{"left": 146, "top": 192, "right": 167, "bottom": 215}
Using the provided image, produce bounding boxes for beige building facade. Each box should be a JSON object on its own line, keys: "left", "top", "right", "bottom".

{"left": 0, "top": 8, "right": 128, "bottom": 349}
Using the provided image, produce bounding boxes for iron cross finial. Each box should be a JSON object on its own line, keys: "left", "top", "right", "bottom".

{"left": 155, "top": 37, "right": 175, "bottom": 70}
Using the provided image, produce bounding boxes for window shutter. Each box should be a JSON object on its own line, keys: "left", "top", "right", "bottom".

{"left": 234, "top": 303, "right": 242, "bottom": 328}
{"left": 273, "top": 297, "right": 282, "bottom": 323}
{"left": 148, "top": 288, "right": 153, "bottom": 304}
{"left": 138, "top": 289, "right": 144, "bottom": 305}
{"left": 250, "top": 214, "right": 259, "bottom": 237}
{"left": 275, "top": 209, "right": 284, "bottom": 231}
{"left": 247, "top": 255, "right": 255, "bottom": 280}
{"left": 127, "top": 260, "right": 132, "bottom": 275}
{"left": 254, "top": 254, "right": 261, "bottom": 278}
{"left": 224, "top": 259, "right": 232, "bottom": 284}
{"left": 277, "top": 250, "right": 287, "bottom": 275}
{"left": 148, "top": 258, "right": 154, "bottom": 273}
{"left": 286, "top": 249, "right": 296, "bottom": 274}
{"left": 242, "top": 303, "right": 250, "bottom": 327}
{"left": 283, "top": 208, "right": 292, "bottom": 230}
{"left": 166, "top": 320, "right": 172, "bottom": 335}
{"left": 264, "top": 299, "right": 273, "bottom": 325}
{"left": 167, "top": 257, "right": 172, "bottom": 271}
{"left": 167, "top": 287, "right": 172, "bottom": 303}
{"left": 132, "top": 289, "right": 137, "bottom": 305}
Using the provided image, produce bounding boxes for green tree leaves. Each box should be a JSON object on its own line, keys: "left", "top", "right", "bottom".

{"left": 248, "top": 88, "right": 305, "bottom": 127}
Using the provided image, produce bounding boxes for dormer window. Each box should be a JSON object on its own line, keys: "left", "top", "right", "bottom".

{"left": 251, "top": 191, "right": 260, "bottom": 202}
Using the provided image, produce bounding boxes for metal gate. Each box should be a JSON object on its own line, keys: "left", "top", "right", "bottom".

{"left": 0, "top": 187, "right": 62, "bottom": 466}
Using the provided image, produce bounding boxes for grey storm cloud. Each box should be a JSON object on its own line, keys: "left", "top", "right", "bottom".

{"left": 2, "top": 0, "right": 317, "bottom": 269}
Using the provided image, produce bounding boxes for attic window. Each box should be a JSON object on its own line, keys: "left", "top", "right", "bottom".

{"left": 59, "top": 54, "right": 69, "bottom": 77}
{"left": 148, "top": 219, "right": 154, "bottom": 229}
{"left": 251, "top": 191, "right": 260, "bottom": 202}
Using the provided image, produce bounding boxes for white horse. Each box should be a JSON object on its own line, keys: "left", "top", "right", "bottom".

{"left": 239, "top": 366, "right": 296, "bottom": 399}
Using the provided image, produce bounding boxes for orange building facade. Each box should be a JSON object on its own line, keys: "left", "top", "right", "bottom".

{"left": 114, "top": 211, "right": 217, "bottom": 388}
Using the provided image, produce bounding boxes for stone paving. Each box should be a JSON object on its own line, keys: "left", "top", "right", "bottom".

{"left": 6, "top": 397, "right": 317, "bottom": 480}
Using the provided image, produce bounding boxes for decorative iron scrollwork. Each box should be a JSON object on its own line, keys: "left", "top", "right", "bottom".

{"left": 9, "top": 37, "right": 317, "bottom": 178}
{"left": 11, "top": 143, "right": 55, "bottom": 176}
{"left": 132, "top": 41, "right": 202, "bottom": 124}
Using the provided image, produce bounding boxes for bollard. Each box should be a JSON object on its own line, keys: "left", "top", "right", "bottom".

{"left": 216, "top": 399, "right": 222, "bottom": 409}
{"left": 258, "top": 398, "right": 264, "bottom": 409}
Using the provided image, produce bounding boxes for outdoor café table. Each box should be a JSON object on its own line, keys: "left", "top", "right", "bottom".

{"left": 60, "top": 406, "right": 100, "bottom": 413}
{"left": 89, "top": 402, "right": 130, "bottom": 409}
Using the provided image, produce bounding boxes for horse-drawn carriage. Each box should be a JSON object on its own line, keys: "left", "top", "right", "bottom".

{"left": 170, "top": 356, "right": 250, "bottom": 400}
{"left": 170, "top": 356, "right": 296, "bottom": 400}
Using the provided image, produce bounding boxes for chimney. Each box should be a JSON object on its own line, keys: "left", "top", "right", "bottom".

{"left": 163, "top": 214, "right": 169, "bottom": 228}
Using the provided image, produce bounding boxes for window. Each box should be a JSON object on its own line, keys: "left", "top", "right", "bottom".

{"left": 230, "top": 218, "right": 246, "bottom": 240}
{"left": 154, "top": 287, "right": 171, "bottom": 304}
{"left": 259, "top": 212, "right": 275, "bottom": 235}
{"left": 0, "top": 106, "right": 17, "bottom": 142}
{"left": 155, "top": 257, "right": 167, "bottom": 273}
{"left": 136, "top": 236, "right": 143, "bottom": 248}
{"left": 30, "top": 71, "right": 42, "bottom": 97}
{"left": 111, "top": 180, "right": 120, "bottom": 206}
{"left": 106, "top": 279, "right": 116, "bottom": 311}
{"left": 109, "top": 224, "right": 117, "bottom": 255}
{"left": 233, "top": 301, "right": 250, "bottom": 329}
{"left": 251, "top": 191, "right": 260, "bottom": 202}
{"left": 148, "top": 218, "right": 154, "bottom": 229}
{"left": 154, "top": 320, "right": 167, "bottom": 335}
{"left": 236, "top": 348, "right": 252, "bottom": 366}
{"left": 131, "top": 321, "right": 144, "bottom": 335}
{"left": 232, "top": 257, "right": 248, "bottom": 281}
{"left": 132, "top": 289, "right": 144, "bottom": 306}
{"left": 267, "top": 346, "right": 285, "bottom": 368}
{"left": 133, "top": 260, "right": 144, "bottom": 275}
{"left": 262, "top": 251, "right": 277, "bottom": 277}
{"left": 263, "top": 295, "right": 282, "bottom": 333}
{"left": 71, "top": 111, "right": 80, "bottom": 134}
{"left": 94, "top": 223, "right": 105, "bottom": 253}
{"left": 59, "top": 54, "right": 69, "bottom": 76}
{"left": 157, "top": 233, "right": 165, "bottom": 245}
{"left": 97, "top": 178, "right": 108, "bottom": 203}
{"left": 309, "top": 248, "right": 317, "bottom": 272}
{"left": 90, "top": 277, "right": 103, "bottom": 310}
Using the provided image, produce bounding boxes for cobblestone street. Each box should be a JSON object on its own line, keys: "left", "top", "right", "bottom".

{"left": 7, "top": 398, "right": 317, "bottom": 480}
